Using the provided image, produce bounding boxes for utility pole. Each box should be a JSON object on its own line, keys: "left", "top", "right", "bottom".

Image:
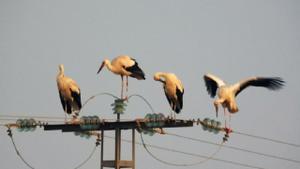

{"left": 44, "top": 98, "right": 194, "bottom": 169}
{"left": 44, "top": 114, "right": 193, "bottom": 169}
{"left": 44, "top": 119, "right": 193, "bottom": 169}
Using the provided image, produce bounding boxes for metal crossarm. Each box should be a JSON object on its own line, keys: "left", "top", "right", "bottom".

{"left": 43, "top": 119, "right": 194, "bottom": 132}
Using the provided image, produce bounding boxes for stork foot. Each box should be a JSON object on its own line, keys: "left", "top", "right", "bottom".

{"left": 122, "top": 96, "right": 129, "bottom": 102}
{"left": 223, "top": 127, "right": 232, "bottom": 142}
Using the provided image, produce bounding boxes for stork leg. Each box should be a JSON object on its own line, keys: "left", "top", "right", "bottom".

{"left": 228, "top": 113, "right": 232, "bottom": 129}
{"left": 213, "top": 100, "right": 220, "bottom": 117}
{"left": 169, "top": 106, "right": 174, "bottom": 120}
{"left": 125, "top": 76, "right": 129, "bottom": 100}
{"left": 223, "top": 107, "right": 227, "bottom": 128}
{"left": 172, "top": 104, "right": 176, "bottom": 120}
{"left": 121, "top": 75, "right": 124, "bottom": 99}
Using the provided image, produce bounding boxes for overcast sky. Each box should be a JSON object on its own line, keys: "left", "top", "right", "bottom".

{"left": 1, "top": 1, "right": 299, "bottom": 169}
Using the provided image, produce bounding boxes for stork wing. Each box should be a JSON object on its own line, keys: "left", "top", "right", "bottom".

{"left": 234, "top": 77, "right": 285, "bottom": 96}
{"left": 203, "top": 74, "right": 226, "bottom": 98}
{"left": 71, "top": 88, "right": 82, "bottom": 110}
{"left": 58, "top": 91, "right": 67, "bottom": 112}
{"left": 125, "top": 59, "right": 146, "bottom": 80}
{"left": 176, "top": 87, "right": 184, "bottom": 113}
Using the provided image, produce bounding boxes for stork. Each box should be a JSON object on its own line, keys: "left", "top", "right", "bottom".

{"left": 203, "top": 73, "right": 285, "bottom": 128}
{"left": 97, "top": 55, "right": 145, "bottom": 99}
{"left": 154, "top": 72, "right": 184, "bottom": 119}
{"left": 56, "top": 64, "right": 82, "bottom": 122}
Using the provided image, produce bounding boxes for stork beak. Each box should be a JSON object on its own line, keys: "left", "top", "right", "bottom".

{"left": 97, "top": 62, "right": 105, "bottom": 74}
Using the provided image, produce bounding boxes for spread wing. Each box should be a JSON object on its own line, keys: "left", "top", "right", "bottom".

{"left": 203, "top": 74, "right": 226, "bottom": 98}
{"left": 234, "top": 77, "right": 285, "bottom": 96}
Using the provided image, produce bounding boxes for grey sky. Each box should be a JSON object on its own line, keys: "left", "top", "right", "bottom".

{"left": 1, "top": 0, "right": 299, "bottom": 169}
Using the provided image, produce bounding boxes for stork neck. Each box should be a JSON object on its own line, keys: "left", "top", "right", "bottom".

{"left": 158, "top": 72, "right": 168, "bottom": 81}
{"left": 58, "top": 69, "right": 64, "bottom": 78}
{"left": 105, "top": 60, "right": 117, "bottom": 73}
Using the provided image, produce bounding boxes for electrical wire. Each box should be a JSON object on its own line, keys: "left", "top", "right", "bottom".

{"left": 126, "top": 94, "right": 266, "bottom": 167}
{"left": 2, "top": 115, "right": 299, "bottom": 149}
{"left": 3, "top": 118, "right": 297, "bottom": 164}
{"left": 80, "top": 92, "right": 119, "bottom": 113}
{"left": 2, "top": 112, "right": 299, "bottom": 148}
{"left": 233, "top": 130, "right": 300, "bottom": 148}
{"left": 166, "top": 132, "right": 300, "bottom": 163}
{"left": 73, "top": 145, "right": 97, "bottom": 169}
{"left": 0, "top": 118, "right": 65, "bottom": 124}
{"left": 0, "top": 115, "right": 69, "bottom": 120}
{"left": 140, "top": 133, "right": 224, "bottom": 166}
{"left": 1, "top": 91, "right": 299, "bottom": 168}
{"left": 0, "top": 117, "right": 133, "bottom": 123}
{"left": 6, "top": 128, "right": 35, "bottom": 169}
{"left": 1, "top": 117, "right": 299, "bottom": 164}
{"left": 0, "top": 92, "right": 120, "bottom": 121}
{"left": 104, "top": 135, "right": 266, "bottom": 169}
{"left": 128, "top": 94, "right": 156, "bottom": 113}
{"left": 5, "top": 127, "right": 99, "bottom": 169}
{"left": 126, "top": 95, "right": 227, "bottom": 166}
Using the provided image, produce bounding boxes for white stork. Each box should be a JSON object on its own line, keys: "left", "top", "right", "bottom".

{"left": 203, "top": 73, "right": 285, "bottom": 123}
{"left": 154, "top": 72, "right": 184, "bottom": 118}
{"left": 97, "top": 55, "right": 145, "bottom": 99}
{"left": 56, "top": 64, "right": 82, "bottom": 121}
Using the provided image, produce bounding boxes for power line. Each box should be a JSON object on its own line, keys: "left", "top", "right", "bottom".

{"left": 3, "top": 120, "right": 297, "bottom": 164}
{"left": 0, "top": 116, "right": 131, "bottom": 122}
{"left": 105, "top": 135, "right": 266, "bottom": 169}
{"left": 0, "top": 118, "right": 65, "bottom": 124}
{"left": 0, "top": 115, "right": 68, "bottom": 120}
{"left": 166, "top": 132, "right": 300, "bottom": 163}
{"left": 233, "top": 130, "right": 300, "bottom": 148}
{"left": 5, "top": 127, "right": 99, "bottom": 169}
{"left": 140, "top": 132, "right": 224, "bottom": 167}
{"left": 73, "top": 145, "right": 97, "bottom": 169}
{"left": 0, "top": 115, "right": 300, "bottom": 163}
{"left": 2, "top": 114, "right": 299, "bottom": 149}
{"left": 6, "top": 128, "right": 35, "bottom": 169}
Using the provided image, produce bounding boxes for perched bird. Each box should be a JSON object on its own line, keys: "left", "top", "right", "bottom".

{"left": 97, "top": 55, "right": 145, "bottom": 99}
{"left": 154, "top": 72, "right": 184, "bottom": 118}
{"left": 56, "top": 64, "right": 82, "bottom": 121}
{"left": 203, "top": 73, "right": 285, "bottom": 118}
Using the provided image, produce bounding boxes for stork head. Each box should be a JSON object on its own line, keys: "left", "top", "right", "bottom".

{"left": 97, "top": 59, "right": 109, "bottom": 74}
{"left": 58, "top": 64, "right": 64, "bottom": 73}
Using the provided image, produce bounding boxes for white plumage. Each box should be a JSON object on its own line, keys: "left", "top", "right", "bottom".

{"left": 203, "top": 73, "right": 285, "bottom": 116}
{"left": 56, "top": 64, "right": 82, "bottom": 119}
{"left": 154, "top": 72, "right": 184, "bottom": 115}
{"left": 97, "top": 55, "right": 145, "bottom": 99}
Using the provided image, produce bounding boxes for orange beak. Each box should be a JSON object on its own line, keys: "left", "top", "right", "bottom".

{"left": 97, "top": 62, "right": 105, "bottom": 74}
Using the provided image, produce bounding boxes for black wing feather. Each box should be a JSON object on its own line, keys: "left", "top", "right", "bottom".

{"left": 204, "top": 75, "right": 218, "bottom": 98}
{"left": 175, "top": 88, "right": 184, "bottom": 114}
{"left": 71, "top": 88, "right": 82, "bottom": 110}
{"left": 66, "top": 101, "right": 72, "bottom": 114}
{"left": 235, "top": 77, "right": 285, "bottom": 96}
{"left": 125, "top": 60, "right": 145, "bottom": 80}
